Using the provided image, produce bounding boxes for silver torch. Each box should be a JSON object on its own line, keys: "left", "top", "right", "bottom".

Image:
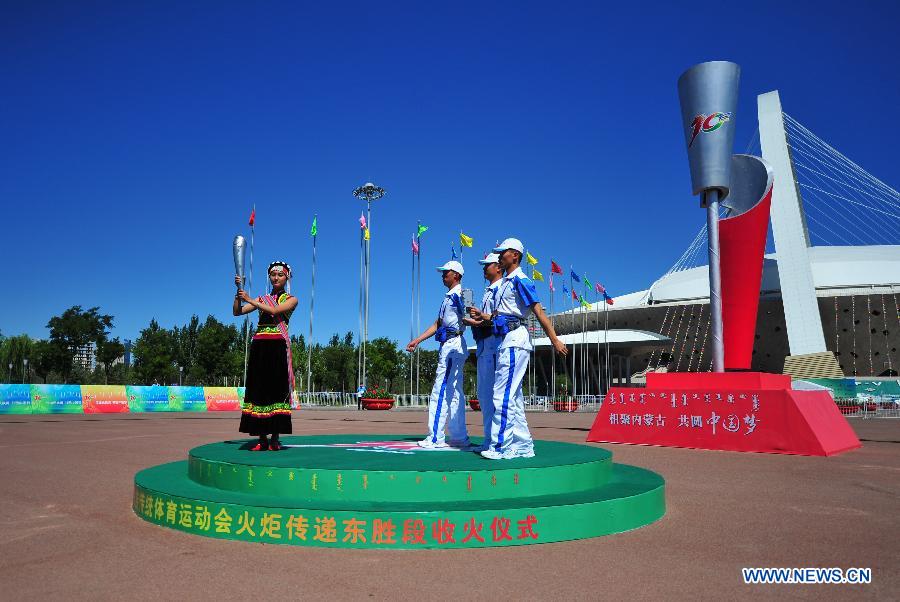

{"left": 233, "top": 235, "right": 246, "bottom": 289}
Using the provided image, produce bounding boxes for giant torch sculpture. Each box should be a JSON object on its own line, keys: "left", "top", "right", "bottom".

{"left": 587, "top": 62, "right": 860, "bottom": 456}
{"left": 678, "top": 61, "right": 741, "bottom": 372}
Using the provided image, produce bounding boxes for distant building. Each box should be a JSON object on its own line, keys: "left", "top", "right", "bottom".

{"left": 72, "top": 342, "right": 96, "bottom": 372}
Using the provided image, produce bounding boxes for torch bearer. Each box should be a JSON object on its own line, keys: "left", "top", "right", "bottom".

{"left": 677, "top": 61, "right": 740, "bottom": 373}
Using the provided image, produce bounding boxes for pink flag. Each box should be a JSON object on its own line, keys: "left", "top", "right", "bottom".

{"left": 412, "top": 237, "right": 419, "bottom": 255}
{"left": 359, "top": 213, "right": 367, "bottom": 229}
{"left": 595, "top": 282, "right": 606, "bottom": 294}
{"left": 548, "top": 276, "right": 555, "bottom": 292}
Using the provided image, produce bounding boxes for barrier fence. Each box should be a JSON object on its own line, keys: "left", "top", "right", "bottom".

{"left": 4, "top": 378, "right": 894, "bottom": 417}
{"left": 0, "top": 384, "right": 245, "bottom": 414}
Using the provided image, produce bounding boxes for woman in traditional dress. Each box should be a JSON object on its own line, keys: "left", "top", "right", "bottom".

{"left": 233, "top": 261, "right": 298, "bottom": 450}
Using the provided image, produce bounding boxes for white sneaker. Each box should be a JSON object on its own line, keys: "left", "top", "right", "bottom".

{"left": 418, "top": 439, "right": 449, "bottom": 449}
{"left": 480, "top": 449, "right": 515, "bottom": 460}
{"left": 515, "top": 449, "right": 536, "bottom": 458}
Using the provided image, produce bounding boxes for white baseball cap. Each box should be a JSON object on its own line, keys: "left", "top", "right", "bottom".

{"left": 478, "top": 252, "right": 500, "bottom": 265}
{"left": 493, "top": 237, "right": 524, "bottom": 254}
{"left": 436, "top": 260, "right": 464, "bottom": 276}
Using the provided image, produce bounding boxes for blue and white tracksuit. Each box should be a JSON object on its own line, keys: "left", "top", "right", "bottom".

{"left": 475, "top": 280, "right": 502, "bottom": 449}
{"left": 426, "top": 284, "right": 469, "bottom": 445}
{"left": 489, "top": 267, "right": 539, "bottom": 456}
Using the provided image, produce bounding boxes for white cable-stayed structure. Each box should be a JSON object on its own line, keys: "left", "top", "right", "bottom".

{"left": 534, "top": 91, "right": 899, "bottom": 393}
{"left": 783, "top": 113, "right": 900, "bottom": 247}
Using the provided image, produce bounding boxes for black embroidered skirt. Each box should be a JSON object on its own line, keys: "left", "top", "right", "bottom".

{"left": 239, "top": 337, "right": 293, "bottom": 436}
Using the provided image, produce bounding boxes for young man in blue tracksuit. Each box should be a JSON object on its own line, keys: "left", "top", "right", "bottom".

{"left": 463, "top": 252, "right": 503, "bottom": 451}
{"left": 470, "top": 238, "right": 568, "bottom": 459}
{"left": 406, "top": 260, "right": 470, "bottom": 449}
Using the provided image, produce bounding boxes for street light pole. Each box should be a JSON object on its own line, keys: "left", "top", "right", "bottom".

{"left": 179, "top": 366, "right": 183, "bottom": 386}
{"left": 352, "top": 182, "right": 386, "bottom": 405}
{"left": 8, "top": 363, "right": 12, "bottom": 383}
{"left": 23, "top": 358, "right": 28, "bottom": 384}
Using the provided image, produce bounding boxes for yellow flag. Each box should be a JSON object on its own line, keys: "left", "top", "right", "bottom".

{"left": 525, "top": 251, "right": 538, "bottom": 265}
{"left": 364, "top": 227, "right": 370, "bottom": 241}
{"left": 460, "top": 232, "right": 473, "bottom": 248}
{"left": 533, "top": 269, "right": 544, "bottom": 282}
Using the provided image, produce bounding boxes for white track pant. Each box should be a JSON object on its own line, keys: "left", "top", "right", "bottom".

{"left": 426, "top": 344, "right": 468, "bottom": 445}
{"left": 489, "top": 346, "right": 533, "bottom": 455}
{"left": 476, "top": 341, "right": 499, "bottom": 447}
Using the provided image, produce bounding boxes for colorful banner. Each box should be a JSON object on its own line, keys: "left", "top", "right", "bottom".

{"left": 126, "top": 385, "right": 171, "bottom": 412}
{"left": 81, "top": 385, "right": 129, "bottom": 413}
{"left": 167, "top": 387, "right": 208, "bottom": 412}
{"left": 205, "top": 387, "right": 242, "bottom": 411}
{"left": 0, "top": 384, "right": 32, "bottom": 414}
{"left": 31, "top": 384, "right": 84, "bottom": 414}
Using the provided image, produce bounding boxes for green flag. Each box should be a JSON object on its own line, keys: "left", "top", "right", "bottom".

{"left": 579, "top": 295, "right": 590, "bottom": 308}
{"left": 417, "top": 224, "right": 429, "bottom": 238}
{"left": 310, "top": 216, "right": 318, "bottom": 237}
{"left": 583, "top": 274, "right": 592, "bottom": 289}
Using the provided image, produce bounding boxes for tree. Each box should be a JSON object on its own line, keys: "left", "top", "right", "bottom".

{"left": 366, "top": 337, "right": 403, "bottom": 391}
{"left": 173, "top": 315, "right": 201, "bottom": 381}
{"left": 192, "top": 316, "right": 242, "bottom": 385}
{"left": 132, "top": 319, "right": 176, "bottom": 385}
{"left": 46, "top": 306, "right": 113, "bottom": 383}
{"left": 29, "top": 340, "right": 54, "bottom": 383}
{"left": 0, "top": 334, "right": 34, "bottom": 382}
{"left": 318, "top": 332, "right": 357, "bottom": 392}
{"left": 95, "top": 338, "right": 126, "bottom": 384}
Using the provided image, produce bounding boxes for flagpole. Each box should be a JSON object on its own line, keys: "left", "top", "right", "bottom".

{"left": 583, "top": 281, "right": 588, "bottom": 395}
{"left": 364, "top": 199, "right": 372, "bottom": 394}
{"left": 550, "top": 274, "right": 555, "bottom": 402}
{"left": 407, "top": 232, "right": 419, "bottom": 396}
{"left": 358, "top": 223, "right": 364, "bottom": 397}
{"left": 604, "top": 300, "right": 610, "bottom": 393}
{"left": 416, "top": 228, "right": 422, "bottom": 398}
{"left": 526, "top": 252, "right": 532, "bottom": 401}
{"left": 570, "top": 268, "right": 576, "bottom": 402}
{"left": 243, "top": 203, "right": 255, "bottom": 387}
{"left": 596, "top": 288, "right": 602, "bottom": 397}
{"left": 307, "top": 216, "right": 317, "bottom": 406}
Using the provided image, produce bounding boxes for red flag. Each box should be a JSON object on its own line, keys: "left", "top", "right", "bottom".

{"left": 551, "top": 260, "right": 563, "bottom": 275}
{"left": 571, "top": 289, "right": 578, "bottom": 301}
{"left": 248, "top": 208, "right": 256, "bottom": 227}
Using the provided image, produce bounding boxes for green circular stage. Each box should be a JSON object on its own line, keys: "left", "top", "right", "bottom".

{"left": 133, "top": 435, "right": 665, "bottom": 548}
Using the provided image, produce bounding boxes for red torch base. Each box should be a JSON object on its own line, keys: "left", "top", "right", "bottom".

{"left": 587, "top": 372, "right": 860, "bottom": 456}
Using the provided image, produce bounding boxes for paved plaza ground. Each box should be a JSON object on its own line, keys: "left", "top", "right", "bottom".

{"left": 0, "top": 409, "right": 896, "bottom": 600}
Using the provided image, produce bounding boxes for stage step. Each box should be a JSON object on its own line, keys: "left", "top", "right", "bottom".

{"left": 187, "top": 435, "right": 614, "bottom": 502}
{"left": 133, "top": 435, "right": 665, "bottom": 548}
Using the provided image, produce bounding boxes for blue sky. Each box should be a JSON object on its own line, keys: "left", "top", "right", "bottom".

{"left": 3, "top": 1, "right": 898, "bottom": 349}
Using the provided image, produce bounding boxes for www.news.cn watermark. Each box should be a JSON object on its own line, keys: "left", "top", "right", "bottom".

{"left": 743, "top": 568, "right": 872, "bottom": 585}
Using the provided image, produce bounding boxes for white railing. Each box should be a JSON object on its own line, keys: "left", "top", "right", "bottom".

{"left": 393, "top": 394, "right": 430, "bottom": 408}
{"left": 298, "top": 391, "right": 357, "bottom": 408}
{"left": 294, "top": 391, "right": 608, "bottom": 412}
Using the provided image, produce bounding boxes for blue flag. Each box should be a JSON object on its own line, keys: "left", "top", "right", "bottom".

{"left": 562, "top": 284, "right": 569, "bottom": 296}
{"left": 451, "top": 245, "right": 458, "bottom": 260}
{"left": 570, "top": 269, "right": 580, "bottom": 283}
